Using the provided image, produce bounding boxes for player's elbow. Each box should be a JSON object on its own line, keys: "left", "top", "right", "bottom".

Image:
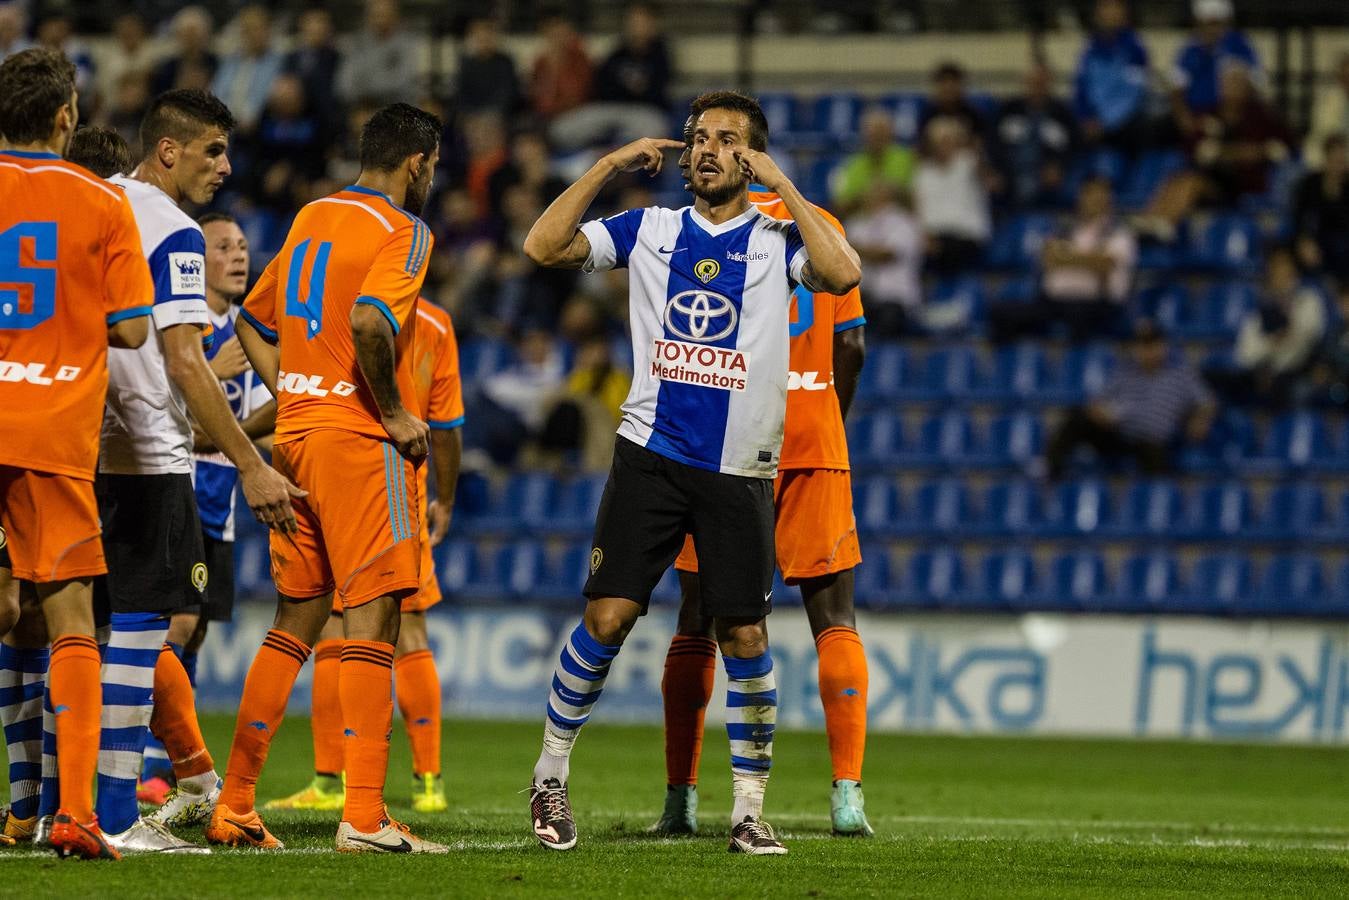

{"left": 349, "top": 303, "right": 393, "bottom": 344}
{"left": 107, "top": 316, "right": 149, "bottom": 350}
{"left": 522, "top": 228, "right": 554, "bottom": 267}
{"left": 822, "top": 265, "right": 861, "bottom": 295}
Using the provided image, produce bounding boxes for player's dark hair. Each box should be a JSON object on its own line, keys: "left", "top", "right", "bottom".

{"left": 358, "top": 102, "right": 442, "bottom": 173}
{"left": 139, "top": 89, "right": 236, "bottom": 158}
{"left": 197, "top": 211, "right": 237, "bottom": 228}
{"left": 66, "top": 126, "right": 132, "bottom": 178}
{"left": 689, "top": 91, "right": 769, "bottom": 151}
{"left": 0, "top": 48, "right": 77, "bottom": 145}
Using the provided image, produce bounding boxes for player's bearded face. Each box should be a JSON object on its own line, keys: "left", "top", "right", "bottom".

{"left": 403, "top": 148, "right": 438, "bottom": 217}
{"left": 688, "top": 111, "right": 751, "bottom": 206}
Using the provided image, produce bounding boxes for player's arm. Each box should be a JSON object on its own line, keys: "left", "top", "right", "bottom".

{"left": 107, "top": 316, "right": 149, "bottom": 349}
{"left": 523, "top": 136, "right": 684, "bottom": 268}
{"left": 235, "top": 314, "right": 279, "bottom": 400}
{"left": 163, "top": 325, "right": 304, "bottom": 530}
{"left": 350, "top": 304, "right": 428, "bottom": 461}
{"left": 833, "top": 324, "right": 865, "bottom": 421}
{"left": 427, "top": 427, "right": 462, "bottom": 546}
{"left": 732, "top": 147, "right": 861, "bottom": 294}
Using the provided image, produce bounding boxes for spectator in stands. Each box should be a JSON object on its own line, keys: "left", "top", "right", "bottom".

{"left": 536, "top": 335, "right": 632, "bottom": 471}
{"left": 919, "top": 61, "right": 987, "bottom": 148}
{"left": 530, "top": 11, "right": 593, "bottom": 122}
{"left": 1170, "top": 0, "right": 1261, "bottom": 138}
{"left": 104, "top": 71, "right": 152, "bottom": 151}
{"left": 1307, "top": 291, "right": 1349, "bottom": 407}
{"left": 1073, "top": 0, "right": 1150, "bottom": 154}
{"left": 467, "top": 328, "right": 567, "bottom": 467}
{"left": 551, "top": 3, "right": 670, "bottom": 150}
{"left": 1206, "top": 245, "right": 1326, "bottom": 408}
{"left": 1136, "top": 63, "right": 1294, "bottom": 243}
{"left": 151, "top": 6, "right": 217, "bottom": 95}
{"left": 845, "top": 183, "right": 923, "bottom": 337}
{"left": 990, "top": 176, "right": 1134, "bottom": 343}
{"left": 35, "top": 9, "right": 95, "bottom": 116}
{"left": 336, "top": 0, "right": 422, "bottom": 107}
{"left": 251, "top": 74, "right": 329, "bottom": 185}
{"left": 211, "top": 6, "right": 284, "bottom": 134}
{"left": 489, "top": 130, "right": 568, "bottom": 219}
{"left": 456, "top": 15, "right": 521, "bottom": 117}
{"left": 0, "top": 4, "right": 33, "bottom": 60}
{"left": 913, "top": 116, "right": 991, "bottom": 277}
{"left": 463, "top": 111, "right": 511, "bottom": 220}
{"left": 831, "top": 107, "right": 915, "bottom": 217}
{"left": 282, "top": 9, "right": 342, "bottom": 129}
{"left": 1306, "top": 54, "right": 1349, "bottom": 170}
{"left": 1046, "top": 320, "right": 1216, "bottom": 479}
{"left": 1292, "top": 135, "right": 1349, "bottom": 296}
{"left": 97, "top": 13, "right": 155, "bottom": 104}
{"left": 993, "top": 58, "right": 1077, "bottom": 208}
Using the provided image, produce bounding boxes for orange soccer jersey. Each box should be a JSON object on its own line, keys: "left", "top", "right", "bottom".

{"left": 241, "top": 185, "right": 433, "bottom": 606}
{"left": 0, "top": 151, "right": 153, "bottom": 480}
{"left": 404, "top": 298, "right": 464, "bottom": 611}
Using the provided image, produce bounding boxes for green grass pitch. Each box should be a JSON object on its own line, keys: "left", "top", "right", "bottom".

{"left": 2, "top": 714, "right": 1347, "bottom": 897}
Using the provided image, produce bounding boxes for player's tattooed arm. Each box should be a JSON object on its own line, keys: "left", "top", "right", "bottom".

{"left": 351, "top": 304, "right": 430, "bottom": 460}
{"left": 833, "top": 324, "right": 866, "bottom": 421}
{"left": 524, "top": 136, "right": 684, "bottom": 269}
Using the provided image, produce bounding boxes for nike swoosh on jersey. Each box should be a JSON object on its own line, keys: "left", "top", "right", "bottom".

{"left": 348, "top": 835, "right": 412, "bottom": 852}
{"left": 657, "top": 246, "right": 687, "bottom": 254}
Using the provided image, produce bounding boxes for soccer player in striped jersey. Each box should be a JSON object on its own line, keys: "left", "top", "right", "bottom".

{"left": 0, "top": 48, "right": 154, "bottom": 860}
{"left": 655, "top": 118, "right": 873, "bottom": 837}
{"left": 522, "top": 91, "right": 861, "bottom": 855}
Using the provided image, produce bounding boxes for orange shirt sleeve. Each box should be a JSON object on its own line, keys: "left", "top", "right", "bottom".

{"left": 355, "top": 219, "right": 432, "bottom": 335}
{"left": 102, "top": 194, "right": 154, "bottom": 325}
{"left": 428, "top": 313, "right": 464, "bottom": 429}
{"left": 240, "top": 255, "right": 280, "bottom": 343}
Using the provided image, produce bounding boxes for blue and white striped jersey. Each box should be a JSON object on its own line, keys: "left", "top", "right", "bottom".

{"left": 580, "top": 204, "right": 809, "bottom": 478}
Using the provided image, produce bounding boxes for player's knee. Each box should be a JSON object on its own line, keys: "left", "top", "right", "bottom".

{"left": 717, "top": 619, "right": 769, "bottom": 659}
{"left": 583, "top": 598, "right": 640, "bottom": 646}
{"left": 166, "top": 610, "right": 200, "bottom": 646}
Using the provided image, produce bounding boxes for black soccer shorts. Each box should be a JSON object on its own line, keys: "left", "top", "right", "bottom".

{"left": 93, "top": 473, "right": 207, "bottom": 617}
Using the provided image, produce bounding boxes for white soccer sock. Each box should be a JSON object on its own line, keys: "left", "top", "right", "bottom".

{"left": 731, "top": 771, "right": 768, "bottom": 822}
{"left": 534, "top": 721, "right": 574, "bottom": 784}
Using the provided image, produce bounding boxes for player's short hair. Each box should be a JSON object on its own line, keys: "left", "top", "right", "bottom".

{"left": 0, "top": 48, "right": 77, "bottom": 145}
{"left": 139, "top": 89, "right": 236, "bottom": 157}
{"left": 197, "top": 211, "right": 237, "bottom": 228}
{"left": 359, "top": 102, "right": 442, "bottom": 172}
{"left": 66, "top": 126, "right": 132, "bottom": 178}
{"left": 689, "top": 91, "right": 769, "bottom": 151}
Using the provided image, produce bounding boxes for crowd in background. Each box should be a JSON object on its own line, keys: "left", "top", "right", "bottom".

{"left": 6, "top": 0, "right": 1349, "bottom": 477}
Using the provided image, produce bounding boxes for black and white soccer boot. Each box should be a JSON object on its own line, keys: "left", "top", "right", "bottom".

{"left": 530, "top": 778, "right": 577, "bottom": 851}
{"left": 728, "top": 816, "right": 788, "bottom": 855}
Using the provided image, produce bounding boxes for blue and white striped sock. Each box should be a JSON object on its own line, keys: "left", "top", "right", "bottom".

{"left": 96, "top": 612, "right": 168, "bottom": 834}
{"left": 181, "top": 651, "right": 198, "bottom": 688}
{"left": 535, "top": 622, "right": 621, "bottom": 784}
{"left": 37, "top": 685, "right": 57, "bottom": 819}
{"left": 725, "top": 651, "right": 777, "bottom": 823}
{"left": 0, "top": 645, "right": 48, "bottom": 820}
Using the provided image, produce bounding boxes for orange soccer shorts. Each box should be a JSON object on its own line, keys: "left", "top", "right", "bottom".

{"left": 675, "top": 467, "right": 861, "bottom": 584}
{"left": 0, "top": 466, "right": 105, "bottom": 583}
{"left": 270, "top": 429, "right": 421, "bottom": 608}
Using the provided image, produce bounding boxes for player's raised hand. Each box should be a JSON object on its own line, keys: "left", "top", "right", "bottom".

{"left": 603, "top": 137, "right": 686, "bottom": 177}
{"left": 427, "top": 498, "right": 452, "bottom": 546}
{"left": 241, "top": 463, "right": 307, "bottom": 534}
{"left": 732, "top": 146, "right": 788, "bottom": 192}
{"left": 382, "top": 407, "right": 431, "bottom": 461}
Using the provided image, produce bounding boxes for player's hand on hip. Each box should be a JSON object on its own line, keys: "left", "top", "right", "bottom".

{"left": 241, "top": 464, "right": 306, "bottom": 534}
{"left": 382, "top": 408, "right": 431, "bottom": 461}
{"left": 427, "top": 498, "right": 452, "bottom": 546}
{"left": 603, "top": 138, "right": 686, "bottom": 176}
{"left": 732, "top": 146, "right": 786, "bottom": 191}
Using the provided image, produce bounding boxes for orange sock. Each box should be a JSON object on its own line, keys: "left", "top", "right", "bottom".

{"left": 311, "top": 639, "right": 344, "bottom": 776}
{"left": 49, "top": 634, "right": 101, "bottom": 822}
{"left": 815, "top": 626, "right": 868, "bottom": 783}
{"left": 660, "top": 634, "right": 718, "bottom": 786}
{"left": 220, "top": 629, "right": 311, "bottom": 813}
{"left": 339, "top": 640, "right": 395, "bottom": 832}
{"left": 394, "top": 649, "right": 441, "bottom": 776}
{"left": 150, "top": 644, "right": 214, "bottom": 779}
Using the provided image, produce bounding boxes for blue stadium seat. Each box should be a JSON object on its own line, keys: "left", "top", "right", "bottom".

{"left": 1242, "top": 555, "right": 1326, "bottom": 616}
{"left": 1253, "top": 483, "right": 1328, "bottom": 541}
{"left": 854, "top": 543, "right": 895, "bottom": 609}
{"left": 1047, "top": 344, "right": 1116, "bottom": 404}
{"left": 846, "top": 412, "right": 904, "bottom": 468}
{"left": 973, "top": 549, "right": 1038, "bottom": 611}
{"left": 854, "top": 476, "right": 903, "bottom": 537}
{"left": 876, "top": 93, "right": 928, "bottom": 144}
{"left": 805, "top": 157, "right": 841, "bottom": 201}
{"left": 1181, "top": 553, "right": 1253, "bottom": 615}
{"left": 536, "top": 543, "right": 590, "bottom": 603}
{"left": 1332, "top": 561, "right": 1349, "bottom": 612}
{"left": 1112, "top": 481, "right": 1183, "bottom": 539}
{"left": 1182, "top": 481, "right": 1254, "bottom": 540}
{"left": 550, "top": 475, "right": 607, "bottom": 534}
{"left": 902, "top": 411, "right": 976, "bottom": 467}
{"left": 1135, "top": 283, "right": 1190, "bottom": 335}
{"left": 1045, "top": 480, "right": 1112, "bottom": 537}
{"left": 1064, "top": 148, "right": 1126, "bottom": 197}
{"left": 1197, "top": 280, "right": 1257, "bottom": 339}
{"left": 993, "top": 275, "right": 1039, "bottom": 306}
{"left": 919, "top": 345, "right": 980, "bottom": 402}
{"left": 457, "top": 339, "right": 513, "bottom": 382}
{"left": 899, "top": 547, "right": 966, "bottom": 609}
{"left": 913, "top": 478, "right": 973, "bottom": 537}
{"left": 979, "top": 344, "right": 1049, "bottom": 402}
{"left": 651, "top": 566, "right": 682, "bottom": 606}
{"left": 755, "top": 92, "right": 800, "bottom": 140}
{"left": 985, "top": 213, "right": 1058, "bottom": 270}
{"left": 1249, "top": 412, "right": 1332, "bottom": 473}
{"left": 928, "top": 279, "right": 987, "bottom": 331}
{"left": 978, "top": 480, "right": 1045, "bottom": 537}
{"left": 1118, "top": 149, "right": 1186, "bottom": 210}
{"left": 807, "top": 93, "right": 865, "bottom": 140}
{"left": 506, "top": 472, "right": 558, "bottom": 530}
{"left": 440, "top": 541, "right": 507, "bottom": 602}
{"left": 1115, "top": 552, "right": 1182, "bottom": 613}
{"left": 1189, "top": 214, "right": 1262, "bottom": 273}
{"left": 857, "top": 343, "right": 906, "bottom": 401}
{"left": 1041, "top": 552, "right": 1107, "bottom": 611}
{"left": 1179, "top": 408, "right": 1256, "bottom": 473}
{"left": 977, "top": 412, "right": 1044, "bottom": 468}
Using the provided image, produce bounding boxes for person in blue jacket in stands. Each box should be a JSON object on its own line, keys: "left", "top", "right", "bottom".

{"left": 1073, "top": 0, "right": 1151, "bottom": 155}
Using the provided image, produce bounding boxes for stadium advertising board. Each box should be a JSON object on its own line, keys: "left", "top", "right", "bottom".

{"left": 195, "top": 605, "right": 1349, "bottom": 743}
